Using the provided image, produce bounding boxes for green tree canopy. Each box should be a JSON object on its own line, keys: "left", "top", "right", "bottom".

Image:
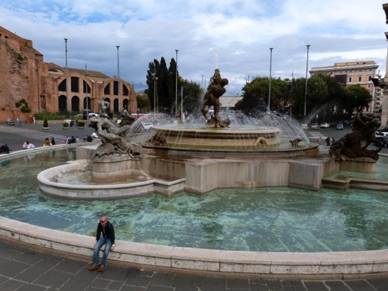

{"left": 146, "top": 57, "right": 181, "bottom": 114}
{"left": 237, "top": 74, "right": 358, "bottom": 122}
{"left": 344, "top": 85, "right": 372, "bottom": 114}
{"left": 136, "top": 94, "right": 150, "bottom": 112}
{"left": 179, "top": 79, "right": 202, "bottom": 115}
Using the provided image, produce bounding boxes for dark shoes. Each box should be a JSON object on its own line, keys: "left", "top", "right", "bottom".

{"left": 89, "top": 264, "right": 99, "bottom": 271}
{"left": 99, "top": 265, "right": 105, "bottom": 272}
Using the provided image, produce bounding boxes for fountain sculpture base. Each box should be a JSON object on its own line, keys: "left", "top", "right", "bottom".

{"left": 149, "top": 125, "right": 282, "bottom": 149}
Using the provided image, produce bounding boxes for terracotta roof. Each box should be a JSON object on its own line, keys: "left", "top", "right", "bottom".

{"left": 68, "top": 68, "right": 110, "bottom": 79}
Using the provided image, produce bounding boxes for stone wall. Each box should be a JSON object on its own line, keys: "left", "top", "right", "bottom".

{"left": 0, "top": 26, "right": 138, "bottom": 123}
{"left": 0, "top": 27, "right": 43, "bottom": 122}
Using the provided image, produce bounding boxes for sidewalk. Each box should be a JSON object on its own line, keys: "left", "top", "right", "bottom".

{"left": 1, "top": 124, "right": 388, "bottom": 290}
{"left": 2, "top": 239, "right": 388, "bottom": 291}
{"left": 0, "top": 122, "right": 95, "bottom": 151}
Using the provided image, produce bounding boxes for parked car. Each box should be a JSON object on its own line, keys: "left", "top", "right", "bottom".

{"left": 375, "top": 136, "right": 388, "bottom": 148}
{"left": 336, "top": 123, "right": 344, "bottom": 130}
{"left": 310, "top": 123, "right": 319, "bottom": 130}
{"left": 88, "top": 112, "right": 100, "bottom": 118}
{"left": 320, "top": 122, "right": 330, "bottom": 128}
{"left": 141, "top": 121, "right": 154, "bottom": 130}
{"left": 375, "top": 129, "right": 388, "bottom": 137}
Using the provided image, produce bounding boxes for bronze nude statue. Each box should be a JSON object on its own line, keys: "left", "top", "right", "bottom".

{"left": 89, "top": 109, "right": 143, "bottom": 158}
{"left": 329, "top": 112, "right": 382, "bottom": 161}
{"left": 201, "top": 69, "right": 231, "bottom": 128}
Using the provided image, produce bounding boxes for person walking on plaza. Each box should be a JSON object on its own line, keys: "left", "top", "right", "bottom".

{"left": 89, "top": 216, "right": 115, "bottom": 272}
{"left": 325, "top": 136, "right": 330, "bottom": 146}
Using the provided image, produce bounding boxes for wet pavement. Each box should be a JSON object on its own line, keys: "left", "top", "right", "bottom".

{"left": 1, "top": 123, "right": 388, "bottom": 290}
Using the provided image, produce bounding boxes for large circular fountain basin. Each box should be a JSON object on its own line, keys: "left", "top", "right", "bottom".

{"left": 3, "top": 147, "right": 388, "bottom": 278}
{"left": 151, "top": 125, "right": 281, "bottom": 148}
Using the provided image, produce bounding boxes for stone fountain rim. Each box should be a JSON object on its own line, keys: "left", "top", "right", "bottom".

{"left": 152, "top": 124, "right": 282, "bottom": 134}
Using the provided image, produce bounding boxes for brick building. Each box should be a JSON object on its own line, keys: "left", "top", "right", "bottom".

{"left": 0, "top": 26, "right": 137, "bottom": 122}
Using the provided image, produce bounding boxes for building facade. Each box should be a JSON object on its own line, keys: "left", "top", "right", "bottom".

{"left": 0, "top": 26, "right": 137, "bottom": 122}
{"left": 309, "top": 61, "right": 379, "bottom": 113}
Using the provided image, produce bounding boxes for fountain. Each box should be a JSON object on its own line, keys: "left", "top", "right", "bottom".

{"left": 3, "top": 69, "right": 388, "bottom": 278}
{"left": 37, "top": 70, "right": 322, "bottom": 199}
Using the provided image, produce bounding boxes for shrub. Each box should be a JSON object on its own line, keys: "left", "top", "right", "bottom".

{"left": 21, "top": 107, "right": 32, "bottom": 113}
{"left": 43, "top": 117, "right": 48, "bottom": 128}
{"left": 78, "top": 121, "right": 85, "bottom": 127}
{"left": 15, "top": 98, "right": 31, "bottom": 113}
{"left": 63, "top": 122, "right": 69, "bottom": 127}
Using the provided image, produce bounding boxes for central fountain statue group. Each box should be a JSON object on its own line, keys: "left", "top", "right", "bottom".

{"left": 89, "top": 69, "right": 232, "bottom": 157}
{"left": 88, "top": 69, "right": 383, "bottom": 162}
{"left": 200, "top": 68, "right": 231, "bottom": 128}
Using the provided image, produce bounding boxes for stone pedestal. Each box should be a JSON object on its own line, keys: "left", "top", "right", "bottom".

{"left": 339, "top": 156, "right": 376, "bottom": 173}
{"left": 92, "top": 155, "right": 147, "bottom": 183}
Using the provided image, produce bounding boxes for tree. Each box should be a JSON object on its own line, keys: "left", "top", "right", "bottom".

{"left": 157, "top": 57, "right": 170, "bottom": 112}
{"left": 344, "top": 85, "right": 372, "bottom": 115}
{"left": 146, "top": 57, "right": 180, "bottom": 114}
{"left": 235, "top": 74, "right": 373, "bottom": 123}
{"left": 179, "top": 80, "right": 202, "bottom": 115}
{"left": 136, "top": 94, "right": 150, "bottom": 112}
{"left": 235, "top": 77, "right": 269, "bottom": 115}
{"left": 236, "top": 77, "right": 293, "bottom": 115}
{"left": 146, "top": 59, "right": 159, "bottom": 111}
{"left": 168, "top": 58, "right": 180, "bottom": 114}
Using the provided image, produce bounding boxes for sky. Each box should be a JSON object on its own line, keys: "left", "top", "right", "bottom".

{"left": 1, "top": 0, "right": 388, "bottom": 96}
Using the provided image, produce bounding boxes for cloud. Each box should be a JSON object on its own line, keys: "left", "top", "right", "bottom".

{"left": 1, "top": 0, "right": 387, "bottom": 95}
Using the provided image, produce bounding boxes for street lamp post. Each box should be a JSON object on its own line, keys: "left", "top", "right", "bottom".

{"left": 152, "top": 70, "right": 158, "bottom": 113}
{"left": 85, "top": 63, "right": 88, "bottom": 112}
{"left": 175, "top": 49, "right": 178, "bottom": 118}
{"left": 180, "top": 86, "right": 184, "bottom": 122}
{"left": 64, "top": 38, "right": 68, "bottom": 116}
{"left": 116, "top": 45, "right": 120, "bottom": 114}
{"left": 268, "top": 48, "right": 273, "bottom": 111}
{"left": 304, "top": 44, "right": 311, "bottom": 118}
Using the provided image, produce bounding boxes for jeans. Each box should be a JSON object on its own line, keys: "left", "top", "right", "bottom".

{"left": 93, "top": 237, "right": 112, "bottom": 266}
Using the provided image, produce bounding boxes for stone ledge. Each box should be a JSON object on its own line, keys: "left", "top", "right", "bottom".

{"left": 2, "top": 216, "right": 388, "bottom": 279}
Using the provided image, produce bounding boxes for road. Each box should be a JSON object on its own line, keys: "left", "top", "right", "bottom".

{"left": 306, "top": 125, "right": 388, "bottom": 154}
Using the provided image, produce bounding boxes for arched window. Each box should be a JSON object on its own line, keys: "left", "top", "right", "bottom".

{"left": 104, "top": 98, "right": 111, "bottom": 113}
{"left": 104, "top": 83, "right": 110, "bottom": 95}
{"left": 113, "top": 98, "right": 119, "bottom": 113}
{"left": 58, "top": 95, "right": 67, "bottom": 112}
{"left": 113, "top": 81, "right": 119, "bottom": 95}
{"left": 123, "top": 84, "right": 129, "bottom": 96}
{"left": 72, "top": 96, "right": 80, "bottom": 112}
{"left": 58, "top": 79, "right": 66, "bottom": 92}
{"left": 71, "top": 77, "right": 79, "bottom": 93}
{"left": 84, "top": 97, "right": 91, "bottom": 110}
{"left": 123, "top": 99, "right": 129, "bottom": 111}
{"left": 83, "top": 81, "right": 91, "bottom": 93}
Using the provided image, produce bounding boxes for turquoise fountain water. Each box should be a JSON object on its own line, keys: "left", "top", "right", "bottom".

{"left": 2, "top": 148, "right": 388, "bottom": 253}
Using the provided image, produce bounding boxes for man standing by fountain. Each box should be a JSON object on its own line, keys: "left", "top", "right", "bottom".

{"left": 89, "top": 215, "right": 115, "bottom": 272}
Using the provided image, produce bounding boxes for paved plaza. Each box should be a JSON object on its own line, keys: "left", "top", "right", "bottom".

{"left": 1, "top": 123, "right": 388, "bottom": 290}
